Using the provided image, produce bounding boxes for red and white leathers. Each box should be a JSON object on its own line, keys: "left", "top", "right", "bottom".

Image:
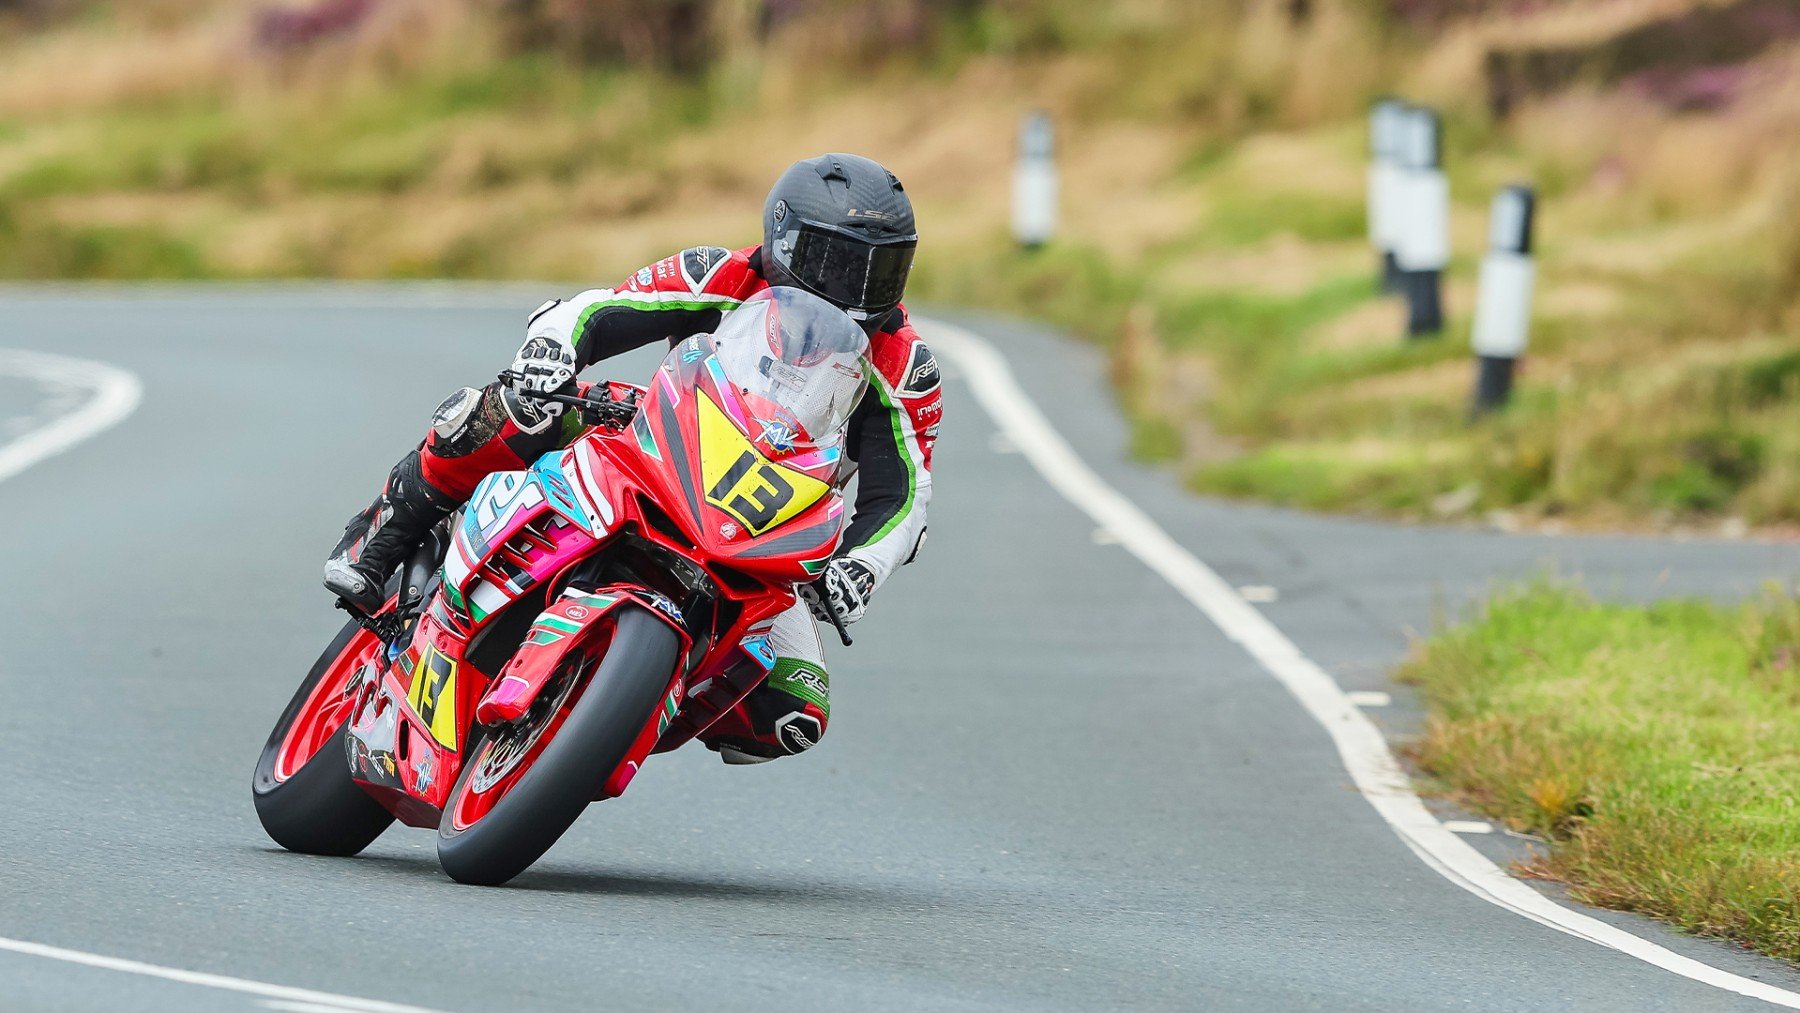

{"left": 401, "top": 244, "right": 939, "bottom": 760}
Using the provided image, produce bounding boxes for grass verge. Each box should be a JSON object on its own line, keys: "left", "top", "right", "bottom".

{"left": 1401, "top": 582, "right": 1800, "bottom": 961}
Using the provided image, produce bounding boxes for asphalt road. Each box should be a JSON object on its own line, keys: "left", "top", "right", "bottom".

{"left": 4, "top": 287, "right": 1800, "bottom": 1011}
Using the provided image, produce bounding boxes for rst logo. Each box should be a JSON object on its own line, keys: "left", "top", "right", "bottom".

{"left": 900, "top": 343, "right": 940, "bottom": 396}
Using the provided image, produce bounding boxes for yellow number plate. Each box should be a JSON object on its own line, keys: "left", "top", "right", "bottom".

{"left": 406, "top": 647, "right": 458, "bottom": 749}
{"left": 697, "top": 391, "right": 828, "bottom": 536}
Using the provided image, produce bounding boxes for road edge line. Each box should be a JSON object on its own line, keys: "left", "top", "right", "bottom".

{"left": 0, "top": 937, "right": 447, "bottom": 1013}
{"left": 923, "top": 316, "right": 1800, "bottom": 1009}
{"left": 0, "top": 349, "right": 143, "bottom": 483}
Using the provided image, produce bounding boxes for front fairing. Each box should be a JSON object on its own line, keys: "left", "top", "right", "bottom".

{"left": 627, "top": 335, "right": 847, "bottom": 583}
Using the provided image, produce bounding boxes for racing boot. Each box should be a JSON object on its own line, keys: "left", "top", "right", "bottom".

{"left": 323, "top": 449, "right": 457, "bottom": 613}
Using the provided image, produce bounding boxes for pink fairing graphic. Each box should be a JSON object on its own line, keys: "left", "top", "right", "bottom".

{"left": 440, "top": 453, "right": 608, "bottom": 624}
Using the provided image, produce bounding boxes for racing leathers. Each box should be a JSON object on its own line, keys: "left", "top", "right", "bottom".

{"left": 327, "top": 244, "right": 940, "bottom": 762}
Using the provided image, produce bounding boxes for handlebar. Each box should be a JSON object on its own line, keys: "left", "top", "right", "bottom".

{"left": 498, "top": 371, "right": 638, "bottom": 428}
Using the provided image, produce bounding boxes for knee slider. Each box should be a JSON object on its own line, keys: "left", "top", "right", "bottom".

{"left": 773, "top": 708, "right": 826, "bottom": 755}
{"left": 428, "top": 385, "right": 508, "bottom": 458}
{"left": 763, "top": 658, "right": 829, "bottom": 755}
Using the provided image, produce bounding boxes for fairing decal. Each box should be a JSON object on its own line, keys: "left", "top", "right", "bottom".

{"left": 442, "top": 468, "right": 602, "bottom": 625}
{"left": 737, "top": 515, "right": 844, "bottom": 559}
{"left": 658, "top": 392, "right": 704, "bottom": 522}
{"left": 696, "top": 389, "right": 829, "bottom": 537}
{"left": 530, "top": 451, "right": 610, "bottom": 534}
{"left": 406, "top": 646, "right": 459, "bottom": 749}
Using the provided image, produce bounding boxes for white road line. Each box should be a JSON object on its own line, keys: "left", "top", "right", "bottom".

{"left": 1346, "top": 690, "right": 1392, "bottom": 708}
{"left": 1444, "top": 820, "right": 1496, "bottom": 835}
{"left": 0, "top": 351, "right": 448, "bottom": 1013}
{"left": 262, "top": 1001, "right": 403, "bottom": 1013}
{"left": 0, "top": 349, "right": 142, "bottom": 483}
{"left": 0, "top": 937, "right": 447, "bottom": 1013}
{"left": 925, "top": 317, "right": 1800, "bottom": 1009}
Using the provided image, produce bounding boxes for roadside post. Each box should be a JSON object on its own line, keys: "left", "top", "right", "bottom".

{"left": 1012, "top": 111, "right": 1057, "bottom": 249}
{"left": 1393, "top": 105, "right": 1448, "bottom": 338}
{"left": 1469, "top": 185, "right": 1536, "bottom": 417}
{"left": 1367, "top": 98, "right": 1408, "bottom": 293}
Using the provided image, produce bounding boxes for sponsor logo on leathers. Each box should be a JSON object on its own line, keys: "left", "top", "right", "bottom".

{"left": 900, "top": 343, "right": 940, "bottom": 396}
{"left": 775, "top": 711, "right": 822, "bottom": 754}
{"left": 681, "top": 246, "right": 731, "bottom": 293}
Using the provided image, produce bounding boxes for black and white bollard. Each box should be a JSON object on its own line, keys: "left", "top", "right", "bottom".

{"left": 1012, "top": 111, "right": 1058, "bottom": 249}
{"left": 1393, "top": 105, "right": 1449, "bottom": 338}
{"left": 1469, "top": 185, "right": 1536, "bottom": 417}
{"left": 1367, "top": 98, "right": 1408, "bottom": 293}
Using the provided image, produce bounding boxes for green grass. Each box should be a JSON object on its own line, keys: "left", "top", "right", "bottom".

{"left": 1199, "top": 189, "right": 1366, "bottom": 248}
{"left": 1401, "top": 582, "right": 1800, "bottom": 961}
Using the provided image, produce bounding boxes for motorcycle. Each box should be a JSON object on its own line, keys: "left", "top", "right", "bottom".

{"left": 252, "top": 288, "right": 866, "bottom": 886}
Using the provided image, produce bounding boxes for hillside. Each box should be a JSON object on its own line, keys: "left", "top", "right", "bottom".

{"left": 4, "top": 0, "right": 1800, "bottom": 528}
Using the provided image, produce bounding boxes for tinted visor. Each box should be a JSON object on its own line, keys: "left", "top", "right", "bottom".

{"left": 786, "top": 223, "right": 916, "bottom": 316}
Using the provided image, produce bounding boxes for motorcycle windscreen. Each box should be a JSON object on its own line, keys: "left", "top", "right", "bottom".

{"left": 697, "top": 289, "right": 868, "bottom": 537}
{"left": 709, "top": 288, "right": 869, "bottom": 454}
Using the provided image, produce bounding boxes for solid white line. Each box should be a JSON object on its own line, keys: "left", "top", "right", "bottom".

{"left": 0, "top": 351, "right": 448, "bottom": 1012}
{"left": 923, "top": 317, "right": 1800, "bottom": 1009}
{"left": 262, "top": 1001, "right": 402, "bottom": 1013}
{"left": 0, "top": 937, "right": 448, "bottom": 1012}
{"left": 0, "top": 349, "right": 143, "bottom": 483}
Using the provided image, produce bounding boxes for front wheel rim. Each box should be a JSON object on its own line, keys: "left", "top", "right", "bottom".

{"left": 273, "top": 630, "right": 379, "bottom": 783}
{"left": 446, "top": 651, "right": 593, "bottom": 833}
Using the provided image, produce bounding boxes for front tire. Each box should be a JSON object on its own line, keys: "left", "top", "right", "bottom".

{"left": 253, "top": 619, "right": 396, "bottom": 856}
{"left": 437, "top": 607, "right": 679, "bottom": 886}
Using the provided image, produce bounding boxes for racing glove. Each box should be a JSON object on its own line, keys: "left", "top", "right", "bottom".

{"left": 802, "top": 558, "right": 877, "bottom": 626}
{"left": 509, "top": 304, "right": 578, "bottom": 417}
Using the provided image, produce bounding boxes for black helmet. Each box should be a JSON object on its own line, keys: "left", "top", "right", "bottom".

{"left": 762, "top": 153, "right": 917, "bottom": 329}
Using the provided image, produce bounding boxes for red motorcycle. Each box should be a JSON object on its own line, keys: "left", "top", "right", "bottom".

{"left": 253, "top": 289, "right": 865, "bottom": 885}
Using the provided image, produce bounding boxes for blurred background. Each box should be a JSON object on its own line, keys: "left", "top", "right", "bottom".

{"left": 3, "top": 0, "right": 1798, "bottom": 531}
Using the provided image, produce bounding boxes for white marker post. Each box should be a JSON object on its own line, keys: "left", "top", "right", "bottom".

{"left": 1393, "top": 106, "right": 1448, "bottom": 338}
{"left": 1012, "top": 111, "right": 1058, "bottom": 249}
{"left": 1367, "top": 98, "right": 1408, "bottom": 293}
{"left": 1469, "top": 185, "right": 1536, "bottom": 417}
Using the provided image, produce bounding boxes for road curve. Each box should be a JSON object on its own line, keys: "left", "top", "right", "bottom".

{"left": 3, "top": 286, "right": 1800, "bottom": 1011}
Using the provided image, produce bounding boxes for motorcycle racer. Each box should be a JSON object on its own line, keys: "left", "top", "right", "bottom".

{"left": 323, "top": 153, "right": 939, "bottom": 764}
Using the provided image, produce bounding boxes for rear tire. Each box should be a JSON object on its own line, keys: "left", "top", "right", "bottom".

{"left": 437, "top": 607, "right": 679, "bottom": 886}
{"left": 253, "top": 620, "right": 396, "bottom": 856}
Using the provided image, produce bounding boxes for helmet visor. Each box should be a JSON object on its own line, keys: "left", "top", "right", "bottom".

{"left": 785, "top": 222, "right": 916, "bottom": 317}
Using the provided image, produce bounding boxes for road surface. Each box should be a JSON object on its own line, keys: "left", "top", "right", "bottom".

{"left": 3, "top": 286, "right": 1799, "bottom": 1011}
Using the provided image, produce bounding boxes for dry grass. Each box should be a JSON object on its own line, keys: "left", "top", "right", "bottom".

{"left": 3, "top": 0, "right": 1800, "bottom": 526}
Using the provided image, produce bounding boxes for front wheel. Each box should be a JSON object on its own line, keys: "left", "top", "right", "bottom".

{"left": 252, "top": 619, "right": 396, "bottom": 856}
{"left": 437, "top": 606, "right": 679, "bottom": 886}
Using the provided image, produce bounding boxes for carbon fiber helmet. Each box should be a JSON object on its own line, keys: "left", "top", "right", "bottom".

{"left": 762, "top": 153, "right": 917, "bottom": 330}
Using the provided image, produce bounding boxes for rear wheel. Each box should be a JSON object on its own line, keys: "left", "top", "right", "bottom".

{"left": 438, "top": 607, "right": 679, "bottom": 886}
{"left": 253, "top": 619, "right": 396, "bottom": 856}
